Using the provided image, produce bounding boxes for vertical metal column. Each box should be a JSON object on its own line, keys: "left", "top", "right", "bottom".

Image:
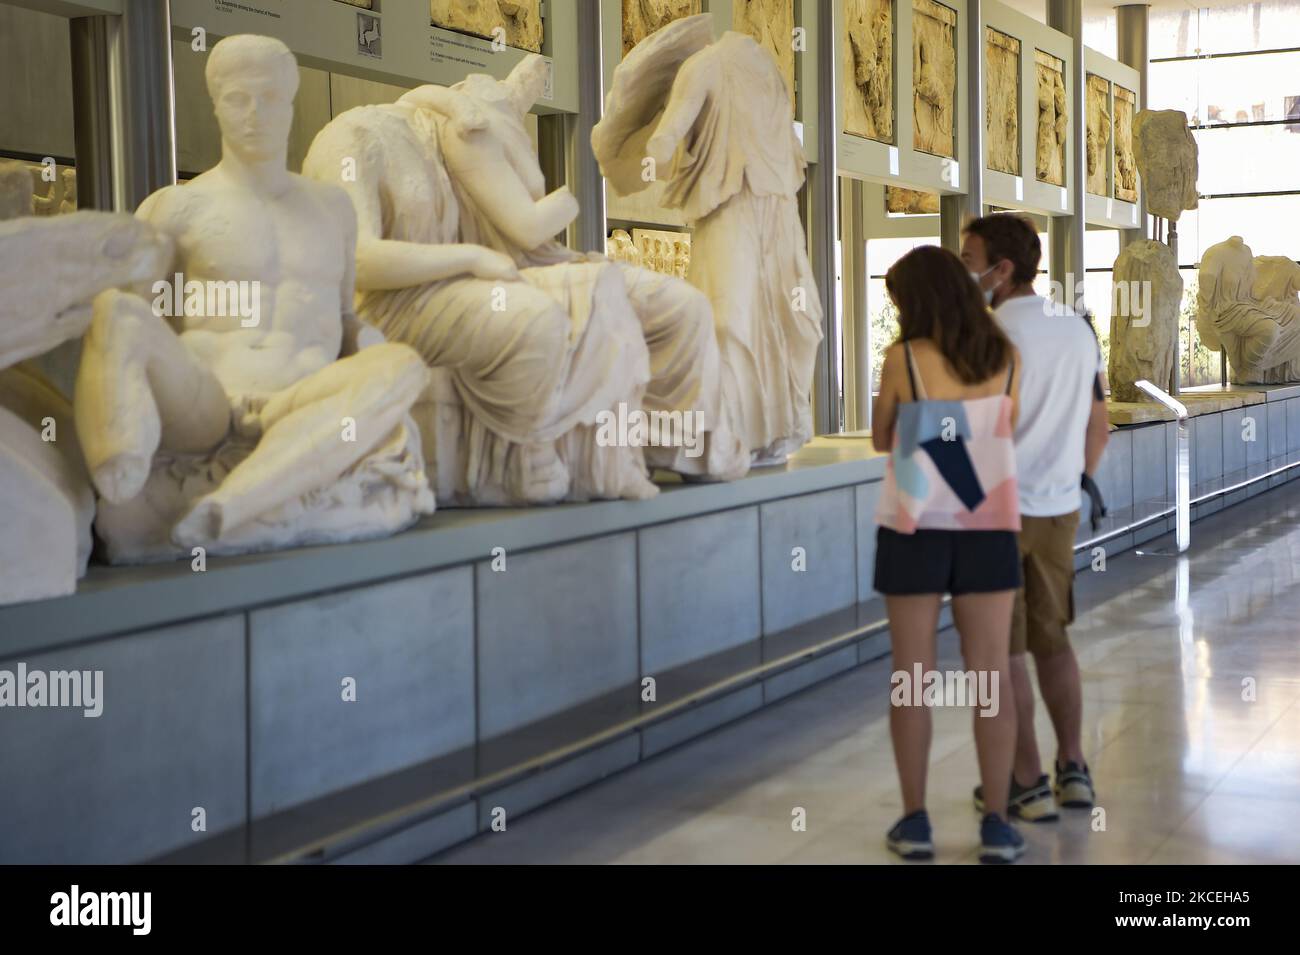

{"left": 539, "top": 2, "right": 607, "bottom": 253}
{"left": 1047, "top": 0, "right": 1086, "bottom": 311}
{"left": 1116, "top": 4, "right": 1149, "bottom": 250}
{"left": 68, "top": 1, "right": 176, "bottom": 213}
{"left": 808, "top": 0, "right": 842, "bottom": 434}
{"left": 117, "top": 0, "right": 176, "bottom": 208}
{"left": 940, "top": 0, "right": 984, "bottom": 252}
{"left": 841, "top": 179, "right": 870, "bottom": 431}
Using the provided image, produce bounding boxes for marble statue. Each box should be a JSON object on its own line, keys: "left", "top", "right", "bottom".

{"left": 31, "top": 164, "right": 78, "bottom": 216}
{"left": 622, "top": 0, "right": 701, "bottom": 58}
{"left": 74, "top": 35, "right": 435, "bottom": 563}
{"left": 885, "top": 186, "right": 939, "bottom": 215}
{"left": 593, "top": 14, "right": 824, "bottom": 465}
{"left": 305, "top": 56, "right": 747, "bottom": 502}
{"left": 912, "top": 0, "right": 956, "bottom": 158}
{"left": 1112, "top": 86, "right": 1137, "bottom": 202}
{"left": 1197, "top": 236, "right": 1300, "bottom": 384}
{"left": 633, "top": 227, "right": 690, "bottom": 278}
{"left": 986, "top": 28, "right": 1020, "bottom": 176}
{"left": 1035, "top": 50, "right": 1067, "bottom": 186}
{"left": 0, "top": 160, "right": 29, "bottom": 220}
{"left": 1253, "top": 256, "right": 1300, "bottom": 305}
{"left": 1086, "top": 74, "right": 1110, "bottom": 196}
{"left": 431, "top": 0, "right": 542, "bottom": 53}
{"left": 732, "top": 0, "right": 795, "bottom": 109}
{"left": 673, "top": 238, "right": 690, "bottom": 278}
{"left": 844, "top": 0, "right": 893, "bottom": 144}
{"left": 1108, "top": 240, "right": 1181, "bottom": 401}
{"left": 1132, "top": 109, "right": 1196, "bottom": 221}
{"left": 607, "top": 229, "right": 642, "bottom": 267}
{"left": 0, "top": 161, "right": 164, "bottom": 602}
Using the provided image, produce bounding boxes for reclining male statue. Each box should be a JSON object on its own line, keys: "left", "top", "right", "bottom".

{"left": 74, "top": 35, "right": 434, "bottom": 562}
{"left": 302, "top": 55, "right": 747, "bottom": 505}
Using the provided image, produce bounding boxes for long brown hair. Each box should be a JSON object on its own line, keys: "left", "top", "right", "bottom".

{"left": 885, "top": 245, "right": 1013, "bottom": 384}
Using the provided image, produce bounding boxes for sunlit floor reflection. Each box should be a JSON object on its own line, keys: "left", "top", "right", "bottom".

{"left": 432, "top": 482, "right": 1300, "bottom": 865}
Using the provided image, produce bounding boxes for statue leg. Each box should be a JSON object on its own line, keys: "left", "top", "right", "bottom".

{"left": 74, "top": 288, "right": 231, "bottom": 504}
{"left": 614, "top": 262, "right": 747, "bottom": 480}
{"left": 172, "top": 342, "right": 430, "bottom": 543}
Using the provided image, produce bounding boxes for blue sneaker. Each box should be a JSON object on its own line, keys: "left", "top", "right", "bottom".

{"left": 886, "top": 810, "right": 934, "bottom": 860}
{"left": 979, "top": 813, "right": 1025, "bottom": 864}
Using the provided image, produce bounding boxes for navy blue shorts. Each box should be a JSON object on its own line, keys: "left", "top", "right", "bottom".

{"left": 874, "top": 527, "right": 1022, "bottom": 596}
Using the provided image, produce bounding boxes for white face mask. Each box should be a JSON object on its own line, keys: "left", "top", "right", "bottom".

{"left": 971, "top": 265, "right": 1000, "bottom": 305}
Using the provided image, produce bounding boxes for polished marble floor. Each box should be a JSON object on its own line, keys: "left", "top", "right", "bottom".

{"left": 432, "top": 482, "right": 1300, "bottom": 865}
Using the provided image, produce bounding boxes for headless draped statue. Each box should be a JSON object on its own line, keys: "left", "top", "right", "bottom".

{"left": 303, "top": 55, "right": 745, "bottom": 505}
{"left": 75, "top": 35, "right": 434, "bottom": 562}
{"left": 593, "top": 15, "right": 824, "bottom": 465}
{"left": 1197, "top": 236, "right": 1300, "bottom": 385}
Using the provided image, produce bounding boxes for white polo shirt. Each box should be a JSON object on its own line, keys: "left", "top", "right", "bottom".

{"left": 994, "top": 294, "right": 1102, "bottom": 517}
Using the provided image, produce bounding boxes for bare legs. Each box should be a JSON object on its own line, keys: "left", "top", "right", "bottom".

{"left": 885, "top": 589, "right": 1018, "bottom": 819}
{"left": 75, "top": 289, "right": 230, "bottom": 504}
{"left": 886, "top": 594, "right": 941, "bottom": 816}
{"left": 1028, "top": 645, "right": 1086, "bottom": 769}
{"left": 76, "top": 289, "right": 431, "bottom": 543}
{"left": 952, "top": 591, "right": 1017, "bottom": 818}
{"left": 1010, "top": 653, "right": 1042, "bottom": 784}
{"left": 175, "top": 343, "right": 430, "bottom": 540}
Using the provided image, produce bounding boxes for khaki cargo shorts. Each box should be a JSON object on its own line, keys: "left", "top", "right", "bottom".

{"left": 1010, "top": 511, "right": 1080, "bottom": 657}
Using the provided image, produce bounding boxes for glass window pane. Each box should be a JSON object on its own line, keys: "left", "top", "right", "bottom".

{"left": 1189, "top": 194, "right": 1300, "bottom": 263}
{"left": 867, "top": 278, "right": 900, "bottom": 393}
{"left": 1147, "top": 59, "right": 1198, "bottom": 123}
{"left": 1149, "top": 8, "right": 1200, "bottom": 60}
{"left": 1085, "top": 229, "right": 1119, "bottom": 271}
{"left": 1198, "top": 1, "right": 1300, "bottom": 56}
{"left": 1195, "top": 123, "right": 1300, "bottom": 196}
{"left": 1196, "top": 50, "right": 1300, "bottom": 124}
{"left": 1083, "top": 15, "right": 1116, "bottom": 59}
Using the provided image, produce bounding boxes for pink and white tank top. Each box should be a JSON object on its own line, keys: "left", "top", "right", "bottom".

{"left": 876, "top": 342, "right": 1021, "bottom": 534}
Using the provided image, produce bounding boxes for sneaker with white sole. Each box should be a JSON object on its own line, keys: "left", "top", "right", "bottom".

{"left": 886, "top": 810, "right": 935, "bottom": 861}
{"left": 973, "top": 774, "right": 1060, "bottom": 822}
{"left": 979, "top": 813, "right": 1026, "bottom": 864}
{"left": 1054, "top": 760, "right": 1096, "bottom": 808}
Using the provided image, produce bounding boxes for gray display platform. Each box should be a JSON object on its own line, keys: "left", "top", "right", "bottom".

{"left": 4, "top": 400, "right": 1300, "bottom": 864}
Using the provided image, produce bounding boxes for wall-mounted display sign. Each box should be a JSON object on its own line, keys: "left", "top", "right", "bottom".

{"left": 1034, "top": 48, "right": 1067, "bottom": 186}
{"left": 430, "top": 0, "right": 543, "bottom": 53}
{"left": 1082, "top": 45, "right": 1141, "bottom": 227}
{"left": 733, "top": 0, "right": 796, "bottom": 108}
{"left": 1114, "top": 84, "right": 1137, "bottom": 202}
{"left": 986, "top": 27, "right": 1020, "bottom": 176}
{"left": 1086, "top": 73, "right": 1111, "bottom": 196}
{"left": 622, "top": 0, "right": 701, "bottom": 57}
{"left": 911, "top": 0, "right": 957, "bottom": 159}
{"left": 168, "top": 0, "right": 578, "bottom": 113}
{"left": 843, "top": 0, "right": 894, "bottom": 145}
{"left": 837, "top": 0, "right": 967, "bottom": 206}
{"left": 977, "top": 2, "right": 1073, "bottom": 217}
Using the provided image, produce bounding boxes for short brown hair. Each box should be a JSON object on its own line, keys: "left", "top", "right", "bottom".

{"left": 963, "top": 214, "right": 1041, "bottom": 286}
{"left": 886, "top": 245, "right": 1013, "bottom": 385}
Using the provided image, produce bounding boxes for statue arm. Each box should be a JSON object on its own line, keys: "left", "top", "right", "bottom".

{"left": 130, "top": 187, "right": 182, "bottom": 299}
{"left": 438, "top": 126, "right": 578, "bottom": 252}
{"left": 646, "top": 56, "right": 713, "bottom": 169}
{"left": 304, "top": 127, "right": 516, "bottom": 288}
